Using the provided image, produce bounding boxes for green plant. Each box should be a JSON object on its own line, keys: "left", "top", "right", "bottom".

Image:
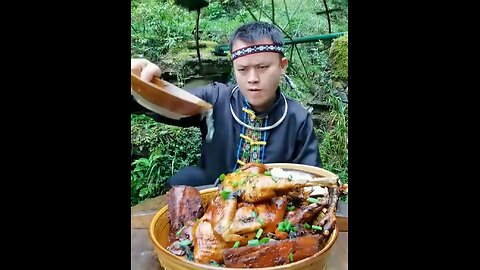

{"left": 131, "top": 152, "right": 166, "bottom": 206}
{"left": 131, "top": 0, "right": 195, "bottom": 62}
{"left": 316, "top": 69, "right": 348, "bottom": 202}
{"left": 131, "top": 114, "right": 202, "bottom": 206}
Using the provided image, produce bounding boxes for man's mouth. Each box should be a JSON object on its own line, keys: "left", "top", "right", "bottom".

{"left": 249, "top": 88, "right": 261, "bottom": 92}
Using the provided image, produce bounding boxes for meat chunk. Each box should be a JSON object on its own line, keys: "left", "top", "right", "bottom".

{"left": 223, "top": 235, "right": 321, "bottom": 268}
{"left": 167, "top": 185, "right": 204, "bottom": 243}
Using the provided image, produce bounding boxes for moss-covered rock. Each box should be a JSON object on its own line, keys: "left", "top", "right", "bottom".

{"left": 158, "top": 40, "right": 232, "bottom": 83}
{"left": 329, "top": 34, "right": 348, "bottom": 81}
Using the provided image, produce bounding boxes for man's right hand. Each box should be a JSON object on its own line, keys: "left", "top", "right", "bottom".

{"left": 131, "top": 58, "right": 162, "bottom": 82}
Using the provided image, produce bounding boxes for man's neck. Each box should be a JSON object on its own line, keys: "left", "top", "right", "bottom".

{"left": 250, "top": 99, "right": 275, "bottom": 113}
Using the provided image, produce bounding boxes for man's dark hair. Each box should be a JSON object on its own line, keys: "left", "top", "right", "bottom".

{"left": 228, "top": 21, "right": 285, "bottom": 54}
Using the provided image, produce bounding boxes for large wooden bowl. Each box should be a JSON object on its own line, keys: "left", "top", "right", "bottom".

{"left": 131, "top": 71, "right": 212, "bottom": 119}
{"left": 149, "top": 163, "right": 339, "bottom": 270}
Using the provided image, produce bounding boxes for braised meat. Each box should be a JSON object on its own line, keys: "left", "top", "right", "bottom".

{"left": 167, "top": 185, "right": 204, "bottom": 243}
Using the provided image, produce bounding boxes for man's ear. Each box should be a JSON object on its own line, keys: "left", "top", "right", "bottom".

{"left": 280, "top": 57, "right": 288, "bottom": 74}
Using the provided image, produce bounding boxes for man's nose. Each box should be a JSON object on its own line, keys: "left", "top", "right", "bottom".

{"left": 247, "top": 69, "right": 259, "bottom": 84}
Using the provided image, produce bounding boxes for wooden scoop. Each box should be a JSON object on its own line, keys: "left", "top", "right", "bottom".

{"left": 131, "top": 71, "right": 212, "bottom": 119}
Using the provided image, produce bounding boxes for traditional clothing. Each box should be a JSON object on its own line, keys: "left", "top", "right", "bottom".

{"left": 150, "top": 82, "right": 322, "bottom": 184}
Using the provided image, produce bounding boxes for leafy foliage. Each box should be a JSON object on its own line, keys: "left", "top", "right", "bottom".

{"left": 131, "top": 114, "right": 201, "bottom": 206}
{"left": 131, "top": 0, "right": 195, "bottom": 62}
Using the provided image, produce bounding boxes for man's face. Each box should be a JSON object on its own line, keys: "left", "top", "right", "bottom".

{"left": 232, "top": 38, "right": 288, "bottom": 113}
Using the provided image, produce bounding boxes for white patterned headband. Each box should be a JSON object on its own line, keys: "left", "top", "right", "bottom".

{"left": 231, "top": 43, "right": 284, "bottom": 61}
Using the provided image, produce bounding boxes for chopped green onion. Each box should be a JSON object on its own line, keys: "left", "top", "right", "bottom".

{"left": 264, "top": 171, "right": 271, "bottom": 176}
{"left": 219, "top": 173, "right": 225, "bottom": 181}
{"left": 232, "top": 181, "right": 238, "bottom": 188}
{"left": 233, "top": 241, "right": 240, "bottom": 248}
{"left": 220, "top": 189, "right": 231, "bottom": 200}
{"left": 287, "top": 205, "right": 295, "bottom": 211}
{"left": 257, "top": 216, "right": 265, "bottom": 225}
{"left": 259, "top": 237, "right": 270, "bottom": 244}
{"left": 307, "top": 197, "right": 320, "bottom": 204}
{"left": 285, "top": 221, "right": 292, "bottom": 232}
{"left": 251, "top": 211, "right": 257, "bottom": 218}
{"left": 278, "top": 219, "right": 293, "bottom": 232}
{"left": 240, "top": 178, "right": 247, "bottom": 185}
{"left": 256, "top": 228, "right": 263, "bottom": 239}
{"left": 303, "top": 223, "right": 311, "bottom": 229}
{"left": 248, "top": 239, "right": 259, "bottom": 246}
{"left": 180, "top": 240, "right": 192, "bottom": 246}
{"left": 289, "top": 252, "right": 294, "bottom": 262}
{"left": 176, "top": 226, "right": 186, "bottom": 236}
{"left": 312, "top": 225, "right": 323, "bottom": 231}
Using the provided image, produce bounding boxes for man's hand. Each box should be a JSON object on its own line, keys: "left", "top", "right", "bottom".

{"left": 131, "top": 58, "right": 162, "bottom": 82}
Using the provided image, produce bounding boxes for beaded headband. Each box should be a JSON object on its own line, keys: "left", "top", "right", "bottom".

{"left": 231, "top": 43, "right": 284, "bottom": 61}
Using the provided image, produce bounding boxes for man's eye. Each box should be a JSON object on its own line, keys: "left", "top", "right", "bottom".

{"left": 237, "top": 68, "right": 245, "bottom": 72}
{"left": 259, "top": 66, "right": 268, "bottom": 69}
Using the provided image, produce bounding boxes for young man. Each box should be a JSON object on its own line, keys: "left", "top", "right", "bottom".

{"left": 132, "top": 21, "right": 321, "bottom": 187}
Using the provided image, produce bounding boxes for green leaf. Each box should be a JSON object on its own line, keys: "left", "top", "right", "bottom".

{"left": 139, "top": 187, "right": 148, "bottom": 197}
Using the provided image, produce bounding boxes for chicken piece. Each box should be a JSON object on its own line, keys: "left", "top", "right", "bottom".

{"left": 221, "top": 196, "right": 288, "bottom": 242}
{"left": 223, "top": 196, "right": 288, "bottom": 239}
{"left": 255, "top": 196, "right": 288, "bottom": 234}
{"left": 241, "top": 175, "right": 338, "bottom": 203}
{"left": 221, "top": 163, "right": 338, "bottom": 203}
{"left": 239, "top": 162, "right": 268, "bottom": 174}
{"left": 286, "top": 188, "right": 313, "bottom": 204}
{"left": 193, "top": 220, "right": 227, "bottom": 264}
{"left": 286, "top": 200, "right": 328, "bottom": 225}
{"left": 226, "top": 203, "right": 261, "bottom": 235}
{"left": 208, "top": 193, "right": 238, "bottom": 237}
{"left": 167, "top": 185, "right": 204, "bottom": 243}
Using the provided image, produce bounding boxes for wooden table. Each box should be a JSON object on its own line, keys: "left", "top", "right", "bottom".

{"left": 131, "top": 195, "right": 348, "bottom": 270}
